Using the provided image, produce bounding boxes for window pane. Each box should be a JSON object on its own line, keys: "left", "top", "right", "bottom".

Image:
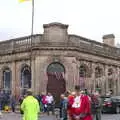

{"left": 3, "top": 69, "right": 11, "bottom": 90}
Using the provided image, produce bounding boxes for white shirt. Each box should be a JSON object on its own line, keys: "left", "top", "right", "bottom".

{"left": 46, "top": 95, "right": 54, "bottom": 104}
{"left": 72, "top": 96, "right": 81, "bottom": 108}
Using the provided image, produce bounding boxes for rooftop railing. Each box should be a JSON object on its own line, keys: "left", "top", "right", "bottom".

{"left": 69, "top": 35, "right": 120, "bottom": 58}
{"left": 0, "top": 34, "right": 120, "bottom": 59}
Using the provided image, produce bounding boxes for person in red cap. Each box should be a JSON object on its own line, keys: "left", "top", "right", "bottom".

{"left": 68, "top": 85, "right": 92, "bottom": 120}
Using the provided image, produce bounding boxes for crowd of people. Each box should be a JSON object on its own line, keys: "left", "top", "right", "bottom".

{"left": 59, "top": 86, "right": 102, "bottom": 120}
{"left": 35, "top": 92, "right": 55, "bottom": 115}
{"left": 0, "top": 85, "right": 102, "bottom": 120}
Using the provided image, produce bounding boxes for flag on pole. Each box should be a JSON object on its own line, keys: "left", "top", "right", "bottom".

{"left": 19, "top": 0, "right": 32, "bottom": 2}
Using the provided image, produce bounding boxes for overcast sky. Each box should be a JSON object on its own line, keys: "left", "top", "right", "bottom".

{"left": 0, "top": 0, "right": 120, "bottom": 44}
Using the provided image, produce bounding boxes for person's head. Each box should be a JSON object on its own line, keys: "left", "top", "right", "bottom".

{"left": 60, "top": 94, "right": 65, "bottom": 99}
{"left": 75, "top": 85, "right": 80, "bottom": 95}
{"left": 26, "top": 89, "right": 33, "bottom": 96}
{"left": 94, "top": 91, "right": 100, "bottom": 97}
{"left": 80, "top": 90, "right": 85, "bottom": 94}
{"left": 48, "top": 92, "right": 51, "bottom": 96}
{"left": 71, "top": 91, "right": 76, "bottom": 97}
{"left": 84, "top": 88, "right": 88, "bottom": 95}
{"left": 64, "top": 90, "right": 71, "bottom": 97}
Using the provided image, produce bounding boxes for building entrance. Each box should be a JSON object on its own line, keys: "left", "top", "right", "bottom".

{"left": 47, "top": 62, "right": 66, "bottom": 106}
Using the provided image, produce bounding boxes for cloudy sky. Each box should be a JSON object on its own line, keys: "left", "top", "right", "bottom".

{"left": 0, "top": 0, "right": 120, "bottom": 44}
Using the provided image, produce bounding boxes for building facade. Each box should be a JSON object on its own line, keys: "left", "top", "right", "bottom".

{"left": 0, "top": 22, "right": 120, "bottom": 99}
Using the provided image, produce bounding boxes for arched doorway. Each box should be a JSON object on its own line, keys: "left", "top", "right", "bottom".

{"left": 2, "top": 67, "right": 11, "bottom": 94}
{"left": 21, "top": 65, "right": 31, "bottom": 95}
{"left": 47, "top": 62, "right": 66, "bottom": 106}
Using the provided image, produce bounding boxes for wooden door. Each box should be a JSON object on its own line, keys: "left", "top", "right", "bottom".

{"left": 47, "top": 63, "right": 66, "bottom": 106}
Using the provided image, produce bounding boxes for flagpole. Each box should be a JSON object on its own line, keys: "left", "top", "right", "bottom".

{"left": 30, "top": 0, "right": 34, "bottom": 87}
{"left": 31, "top": 0, "right": 34, "bottom": 36}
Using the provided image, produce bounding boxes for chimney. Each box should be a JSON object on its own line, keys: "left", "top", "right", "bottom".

{"left": 103, "top": 34, "right": 115, "bottom": 47}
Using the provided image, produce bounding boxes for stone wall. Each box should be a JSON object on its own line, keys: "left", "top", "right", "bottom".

{"left": 0, "top": 22, "right": 120, "bottom": 96}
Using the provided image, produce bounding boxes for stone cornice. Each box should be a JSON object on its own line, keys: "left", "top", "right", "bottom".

{"left": 0, "top": 48, "right": 120, "bottom": 67}
{"left": 0, "top": 34, "right": 120, "bottom": 61}
{"left": 0, "top": 45, "right": 119, "bottom": 60}
{"left": 43, "top": 22, "right": 68, "bottom": 29}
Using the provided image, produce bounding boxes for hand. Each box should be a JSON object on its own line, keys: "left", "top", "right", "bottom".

{"left": 74, "top": 115, "right": 80, "bottom": 120}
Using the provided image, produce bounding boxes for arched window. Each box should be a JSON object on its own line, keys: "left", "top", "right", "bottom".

{"left": 95, "top": 67, "right": 103, "bottom": 78}
{"left": 79, "top": 65, "right": 88, "bottom": 89}
{"left": 79, "top": 65, "right": 86, "bottom": 77}
{"left": 47, "top": 62, "right": 65, "bottom": 73}
{"left": 95, "top": 66, "right": 103, "bottom": 89}
{"left": 21, "top": 65, "right": 31, "bottom": 94}
{"left": 108, "top": 68, "right": 113, "bottom": 76}
{"left": 108, "top": 68, "right": 113, "bottom": 90}
{"left": 3, "top": 67, "right": 11, "bottom": 93}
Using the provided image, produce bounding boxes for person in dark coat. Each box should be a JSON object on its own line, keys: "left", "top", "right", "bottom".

{"left": 10, "top": 95, "right": 16, "bottom": 112}
{"left": 90, "top": 92, "right": 101, "bottom": 120}
{"left": 19, "top": 95, "right": 25, "bottom": 114}
{"left": 0, "top": 90, "right": 4, "bottom": 111}
{"left": 60, "top": 94, "right": 68, "bottom": 120}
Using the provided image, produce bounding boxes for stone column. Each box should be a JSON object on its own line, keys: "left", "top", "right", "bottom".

{"left": 34, "top": 57, "right": 39, "bottom": 95}
{"left": 101, "top": 65, "right": 106, "bottom": 95}
{"left": 76, "top": 61, "right": 80, "bottom": 86}
{"left": 34, "top": 56, "right": 45, "bottom": 95}
{"left": 118, "top": 67, "right": 120, "bottom": 95}
{"left": 11, "top": 62, "right": 16, "bottom": 95}
{"left": 0, "top": 67, "right": 3, "bottom": 89}
{"left": 71, "top": 59, "right": 78, "bottom": 91}
{"left": 35, "top": 56, "right": 48, "bottom": 94}
{"left": 15, "top": 62, "right": 21, "bottom": 97}
{"left": 62, "top": 57, "right": 74, "bottom": 92}
{"left": 113, "top": 67, "right": 119, "bottom": 95}
{"left": 91, "top": 63, "right": 95, "bottom": 92}
{"left": 31, "top": 57, "right": 36, "bottom": 94}
{"left": 104, "top": 65, "right": 108, "bottom": 94}
{"left": 112, "top": 67, "right": 116, "bottom": 95}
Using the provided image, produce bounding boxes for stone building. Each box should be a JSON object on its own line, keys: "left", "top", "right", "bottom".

{"left": 0, "top": 22, "right": 120, "bottom": 100}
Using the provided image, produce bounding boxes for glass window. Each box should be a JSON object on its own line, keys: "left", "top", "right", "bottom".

{"left": 47, "top": 63, "right": 65, "bottom": 73}
{"left": 3, "top": 68, "right": 11, "bottom": 93}
{"left": 21, "top": 65, "right": 31, "bottom": 89}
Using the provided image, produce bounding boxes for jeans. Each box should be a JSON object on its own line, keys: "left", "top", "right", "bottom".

{"left": 93, "top": 111, "right": 101, "bottom": 120}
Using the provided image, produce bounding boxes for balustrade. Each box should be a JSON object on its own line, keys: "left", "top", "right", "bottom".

{"left": 0, "top": 34, "right": 119, "bottom": 59}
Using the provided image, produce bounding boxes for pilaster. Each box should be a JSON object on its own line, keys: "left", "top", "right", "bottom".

{"left": 105, "top": 65, "right": 108, "bottom": 94}
{"left": 91, "top": 63, "right": 95, "bottom": 92}
{"left": 0, "top": 67, "right": 2, "bottom": 89}
{"left": 31, "top": 58, "right": 36, "bottom": 94}
{"left": 118, "top": 67, "right": 120, "bottom": 95}
{"left": 11, "top": 62, "right": 16, "bottom": 95}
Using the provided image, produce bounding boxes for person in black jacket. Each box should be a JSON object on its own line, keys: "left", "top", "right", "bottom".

{"left": 10, "top": 95, "right": 16, "bottom": 112}
{"left": 59, "top": 94, "right": 68, "bottom": 120}
{"left": 19, "top": 95, "right": 25, "bottom": 114}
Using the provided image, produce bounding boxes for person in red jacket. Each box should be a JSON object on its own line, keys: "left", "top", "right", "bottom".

{"left": 68, "top": 92, "right": 76, "bottom": 120}
{"left": 41, "top": 93, "right": 48, "bottom": 113}
{"left": 68, "top": 85, "right": 92, "bottom": 120}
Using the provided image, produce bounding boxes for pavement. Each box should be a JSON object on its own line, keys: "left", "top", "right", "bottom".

{"left": 0, "top": 112, "right": 56, "bottom": 120}
{"left": 102, "top": 114, "right": 120, "bottom": 120}
{"left": 1, "top": 112, "right": 120, "bottom": 120}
